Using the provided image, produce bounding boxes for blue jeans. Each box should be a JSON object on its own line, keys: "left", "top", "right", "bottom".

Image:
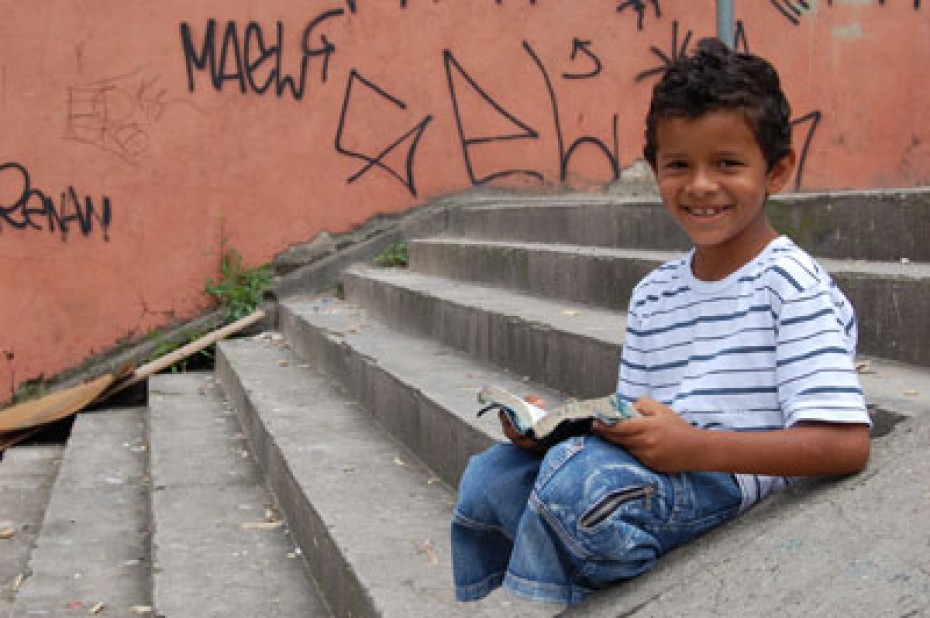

{"left": 451, "top": 436, "right": 742, "bottom": 605}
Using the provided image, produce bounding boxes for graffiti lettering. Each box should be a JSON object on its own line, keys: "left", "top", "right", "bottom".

{"left": 734, "top": 19, "right": 750, "bottom": 53}
{"left": 335, "top": 70, "right": 433, "bottom": 197}
{"left": 524, "top": 41, "right": 620, "bottom": 183}
{"left": 180, "top": 11, "right": 342, "bottom": 100}
{"left": 175, "top": 10, "right": 867, "bottom": 194}
{"left": 791, "top": 111, "right": 822, "bottom": 191}
{"left": 443, "top": 50, "right": 543, "bottom": 186}
{"left": 770, "top": 0, "right": 809, "bottom": 26}
{"left": 0, "top": 162, "right": 112, "bottom": 240}
{"left": 562, "top": 38, "right": 603, "bottom": 80}
{"left": 635, "top": 20, "right": 692, "bottom": 82}
{"left": 617, "top": 0, "right": 662, "bottom": 31}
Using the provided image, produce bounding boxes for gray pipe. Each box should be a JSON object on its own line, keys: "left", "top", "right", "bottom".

{"left": 717, "top": 0, "right": 735, "bottom": 48}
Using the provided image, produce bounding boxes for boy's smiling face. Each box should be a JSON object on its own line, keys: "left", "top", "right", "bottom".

{"left": 652, "top": 109, "right": 795, "bottom": 280}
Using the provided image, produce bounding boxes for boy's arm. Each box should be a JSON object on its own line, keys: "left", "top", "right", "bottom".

{"left": 593, "top": 398, "right": 870, "bottom": 476}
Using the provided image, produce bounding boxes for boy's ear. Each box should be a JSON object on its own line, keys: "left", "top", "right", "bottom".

{"left": 766, "top": 149, "right": 797, "bottom": 195}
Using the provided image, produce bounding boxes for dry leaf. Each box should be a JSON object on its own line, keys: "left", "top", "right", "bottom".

{"left": 562, "top": 309, "right": 581, "bottom": 317}
{"left": 413, "top": 539, "right": 439, "bottom": 566}
{"left": 903, "top": 389, "right": 919, "bottom": 396}
{"left": 88, "top": 602, "right": 106, "bottom": 615}
{"left": 393, "top": 456, "right": 408, "bottom": 468}
{"left": 130, "top": 607, "right": 153, "bottom": 615}
{"left": 0, "top": 527, "right": 14, "bottom": 539}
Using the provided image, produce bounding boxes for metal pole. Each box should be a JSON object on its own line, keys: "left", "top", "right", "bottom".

{"left": 717, "top": 0, "right": 735, "bottom": 48}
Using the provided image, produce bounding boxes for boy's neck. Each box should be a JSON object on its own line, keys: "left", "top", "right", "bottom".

{"left": 691, "top": 226, "right": 780, "bottom": 281}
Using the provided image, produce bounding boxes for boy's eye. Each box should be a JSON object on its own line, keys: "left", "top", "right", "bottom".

{"left": 718, "top": 158, "right": 744, "bottom": 169}
{"left": 663, "top": 160, "right": 688, "bottom": 170}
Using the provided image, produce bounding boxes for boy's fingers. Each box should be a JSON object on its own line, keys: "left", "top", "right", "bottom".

{"left": 525, "top": 395, "right": 546, "bottom": 408}
{"left": 593, "top": 418, "right": 643, "bottom": 436}
{"left": 631, "top": 398, "right": 662, "bottom": 416}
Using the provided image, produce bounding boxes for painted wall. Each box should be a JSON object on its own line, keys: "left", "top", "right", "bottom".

{"left": 1, "top": 1, "right": 927, "bottom": 402}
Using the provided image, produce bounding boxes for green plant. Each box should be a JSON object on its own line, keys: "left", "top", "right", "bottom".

{"left": 205, "top": 248, "right": 273, "bottom": 322}
{"left": 150, "top": 328, "right": 214, "bottom": 373}
{"left": 13, "top": 378, "right": 49, "bottom": 405}
{"left": 372, "top": 241, "right": 409, "bottom": 267}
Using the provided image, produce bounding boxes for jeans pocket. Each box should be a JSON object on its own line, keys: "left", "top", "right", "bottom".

{"left": 578, "top": 485, "right": 657, "bottom": 530}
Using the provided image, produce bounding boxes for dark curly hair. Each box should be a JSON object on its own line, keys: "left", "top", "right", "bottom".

{"left": 643, "top": 38, "right": 792, "bottom": 171}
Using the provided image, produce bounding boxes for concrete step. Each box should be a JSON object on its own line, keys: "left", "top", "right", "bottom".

{"left": 0, "top": 444, "right": 63, "bottom": 614}
{"left": 407, "top": 238, "right": 930, "bottom": 367}
{"left": 343, "top": 264, "right": 930, "bottom": 429}
{"left": 443, "top": 189, "right": 930, "bottom": 262}
{"left": 276, "top": 296, "right": 581, "bottom": 487}
{"left": 408, "top": 238, "right": 661, "bottom": 311}
{"left": 148, "top": 372, "right": 328, "bottom": 618}
{"left": 342, "top": 265, "right": 624, "bottom": 399}
{"left": 215, "top": 334, "right": 551, "bottom": 617}
{"left": 445, "top": 197, "right": 689, "bottom": 253}
{"left": 9, "top": 407, "right": 151, "bottom": 616}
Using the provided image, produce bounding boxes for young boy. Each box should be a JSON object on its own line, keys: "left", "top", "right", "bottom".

{"left": 451, "top": 38, "right": 871, "bottom": 606}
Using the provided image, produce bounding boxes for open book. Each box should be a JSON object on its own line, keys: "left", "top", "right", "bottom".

{"left": 476, "top": 385, "right": 640, "bottom": 448}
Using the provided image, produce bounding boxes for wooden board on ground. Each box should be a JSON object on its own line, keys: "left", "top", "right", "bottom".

{"left": 0, "top": 309, "right": 266, "bottom": 454}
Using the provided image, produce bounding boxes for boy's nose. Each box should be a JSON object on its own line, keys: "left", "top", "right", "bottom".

{"left": 686, "top": 167, "right": 718, "bottom": 196}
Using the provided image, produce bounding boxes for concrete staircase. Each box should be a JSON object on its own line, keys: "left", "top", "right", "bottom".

{"left": 2, "top": 189, "right": 930, "bottom": 617}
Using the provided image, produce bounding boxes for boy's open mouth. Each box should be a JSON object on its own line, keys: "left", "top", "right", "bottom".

{"left": 683, "top": 205, "right": 731, "bottom": 218}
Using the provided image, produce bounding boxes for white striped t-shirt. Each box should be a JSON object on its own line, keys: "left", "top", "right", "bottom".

{"left": 617, "top": 236, "right": 870, "bottom": 511}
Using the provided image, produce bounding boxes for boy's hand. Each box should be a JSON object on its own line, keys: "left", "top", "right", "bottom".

{"left": 499, "top": 395, "right": 547, "bottom": 454}
{"left": 593, "top": 397, "right": 700, "bottom": 473}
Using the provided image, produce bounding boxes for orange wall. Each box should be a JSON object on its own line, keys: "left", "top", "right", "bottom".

{"left": 1, "top": 1, "right": 927, "bottom": 401}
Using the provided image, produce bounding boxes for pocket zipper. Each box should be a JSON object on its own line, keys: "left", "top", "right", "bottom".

{"left": 579, "top": 485, "right": 657, "bottom": 528}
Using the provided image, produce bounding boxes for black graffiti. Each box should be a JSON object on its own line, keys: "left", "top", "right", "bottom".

{"left": 770, "top": 0, "right": 810, "bottom": 26}
{"left": 443, "top": 50, "right": 544, "bottom": 186}
{"left": 179, "top": 11, "right": 342, "bottom": 100}
{"left": 335, "top": 71, "right": 433, "bottom": 197}
{"left": 791, "top": 111, "right": 822, "bottom": 191}
{"left": 441, "top": 42, "right": 621, "bottom": 188}
{"left": 524, "top": 41, "right": 620, "bottom": 183}
{"left": 562, "top": 38, "right": 602, "bottom": 80}
{"left": 0, "top": 162, "right": 112, "bottom": 240}
{"left": 734, "top": 19, "right": 750, "bottom": 53}
{"left": 635, "top": 20, "right": 692, "bottom": 82}
{"left": 617, "top": 0, "right": 662, "bottom": 31}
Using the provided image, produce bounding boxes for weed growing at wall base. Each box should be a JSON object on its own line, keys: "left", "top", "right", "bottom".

{"left": 205, "top": 248, "right": 273, "bottom": 322}
{"left": 150, "top": 327, "right": 214, "bottom": 373}
{"left": 373, "top": 241, "right": 409, "bottom": 267}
